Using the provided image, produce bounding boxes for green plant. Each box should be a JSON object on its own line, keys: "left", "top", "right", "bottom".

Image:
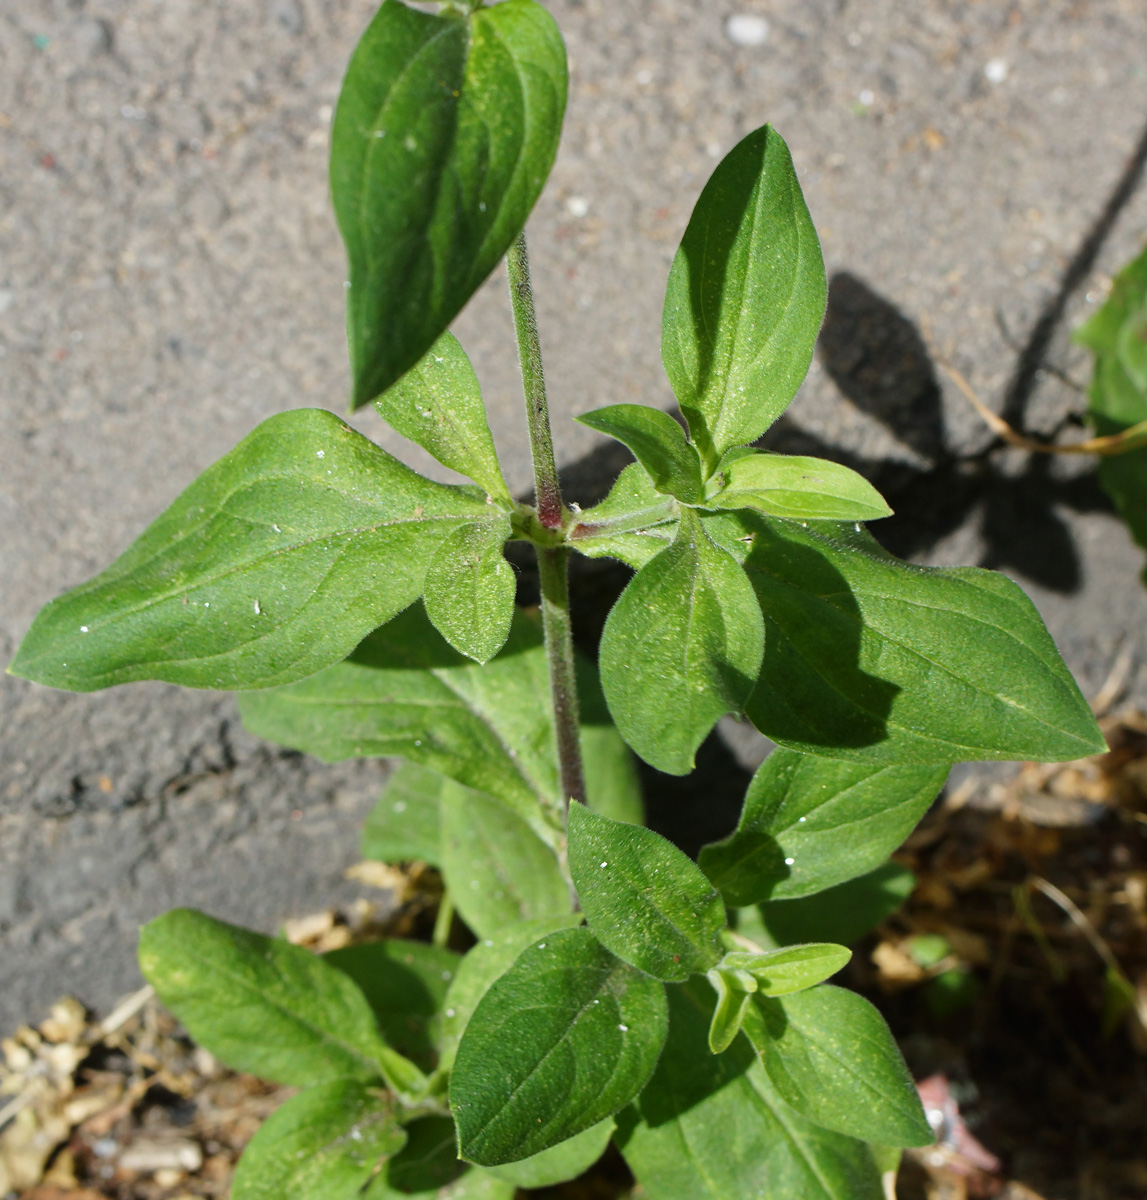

{"left": 9, "top": 0, "right": 1105, "bottom": 1195}
{"left": 1074, "top": 242, "right": 1147, "bottom": 577}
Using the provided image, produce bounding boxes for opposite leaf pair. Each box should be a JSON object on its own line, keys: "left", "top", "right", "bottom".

{"left": 450, "top": 803, "right": 929, "bottom": 1168}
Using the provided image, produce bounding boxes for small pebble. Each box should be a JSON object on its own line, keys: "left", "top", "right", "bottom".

{"left": 566, "top": 195, "right": 590, "bottom": 218}
{"left": 984, "top": 58, "right": 1009, "bottom": 84}
{"left": 725, "top": 13, "right": 769, "bottom": 47}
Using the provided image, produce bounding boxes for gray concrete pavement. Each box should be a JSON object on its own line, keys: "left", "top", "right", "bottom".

{"left": 3, "top": 0, "right": 1147, "bottom": 1031}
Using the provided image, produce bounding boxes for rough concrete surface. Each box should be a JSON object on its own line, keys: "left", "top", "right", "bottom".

{"left": 2, "top": 0, "right": 1147, "bottom": 1032}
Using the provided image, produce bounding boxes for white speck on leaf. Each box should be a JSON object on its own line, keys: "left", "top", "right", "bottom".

{"left": 784, "top": 856, "right": 795, "bottom": 866}
{"left": 80, "top": 626, "right": 89, "bottom": 633}
{"left": 253, "top": 599, "right": 260, "bottom": 615}
{"left": 316, "top": 450, "right": 325, "bottom": 459}
{"left": 618, "top": 1024, "right": 628, "bottom": 1032}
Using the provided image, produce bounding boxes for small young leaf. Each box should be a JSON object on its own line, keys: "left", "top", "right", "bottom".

{"left": 698, "top": 748, "right": 947, "bottom": 905}
{"left": 616, "top": 978, "right": 884, "bottom": 1200}
{"left": 138, "top": 909, "right": 390, "bottom": 1088}
{"left": 707, "top": 451, "right": 892, "bottom": 522}
{"left": 324, "top": 939, "right": 460, "bottom": 1072}
{"left": 599, "top": 508, "right": 764, "bottom": 774}
{"left": 231, "top": 1080, "right": 405, "bottom": 1200}
{"left": 576, "top": 405, "right": 703, "bottom": 502}
{"left": 568, "top": 462, "right": 678, "bottom": 569}
{"left": 759, "top": 862, "right": 917, "bottom": 948}
{"left": 438, "top": 914, "right": 584, "bottom": 1074}
{"left": 450, "top": 926, "right": 668, "bottom": 1165}
{"left": 567, "top": 802, "right": 724, "bottom": 981}
{"left": 486, "top": 1119, "right": 615, "bottom": 1188}
{"left": 742, "top": 985, "right": 932, "bottom": 1147}
{"left": 662, "top": 124, "right": 827, "bottom": 470}
{"left": 703, "top": 512, "right": 1105, "bottom": 764}
{"left": 440, "top": 779, "right": 571, "bottom": 938}
{"left": 374, "top": 331, "right": 511, "bottom": 501}
{"left": 423, "top": 517, "right": 515, "bottom": 664}
{"left": 361, "top": 762, "right": 445, "bottom": 867}
{"left": 333, "top": 0, "right": 567, "bottom": 405}
{"left": 706, "top": 968, "right": 755, "bottom": 1053}
{"left": 722, "top": 944, "right": 852, "bottom": 996}
{"left": 10, "top": 410, "right": 490, "bottom": 693}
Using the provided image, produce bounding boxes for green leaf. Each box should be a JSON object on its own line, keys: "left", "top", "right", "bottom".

{"left": 662, "top": 124, "right": 827, "bottom": 471}
{"left": 599, "top": 508, "right": 764, "bottom": 774}
{"left": 568, "top": 802, "right": 724, "bottom": 981}
{"left": 1117, "top": 307, "right": 1147, "bottom": 392}
{"left": 440, "top": 778, "right": 571, "bottom": 937}
{"left": 577, "top": 405, "right": 703, "bottom": 502}
{"left": 706, "top": 968, "right": 755, "bottom": 1053}
{"left": 707, "top": 451, "right": 892, "bottom": 522}
{"left": 450, "top": 926, "right": 668, "bottom": 1165}
{"left": 703, "top": 512, "right": 1105, "bottom": 763}
{"left": 240, "top": 605, "right": 558, "bottom": 828}
{"left": 324, "top": 939, "right": 460, "bottom": 1072}
{"left": 616, "top": 978, "right": 884, "bottom": 1200}
{"left": 438, "top": 914, "right": 584, "bottom": 1074}
{"left": 569, "top": 462, "right": 678, "bottom": 569}
{"left": 487, "top": 1119, "right": 615, "bottom": 1188}
{"left": 10, "top": 410, "right": 489, "bottom": 693}
{"left": 241, "top": 605, "right": 642, "bottom": 834}
{"left": 365, "top": 1116, "right": 465, "bottom": 1197}
{"left": 722, "top": 944, "right": 852, "bottom": 996}
{"left": 362, "top": 762, "right": 445, "bottom": 866}
{"left": 362, "top": 1126, "right": 515, "bottom": 1199}
{"left": 138, "top": 909, "right": 389, "bottom": 1087}
{"left": 742, "top": 985, "right": 932, "bottom": 1147}
{"left": 1075, "top": 244, "right": 1147, "bottom": 371}
{"left": 333, "top": 0, "right": 567, "bottom": 407}
{"left": 423, "top": 517, "right": 515, "bottom": 664}
{"left": 1075, "top": 245, "right": 1147, "bottom": 575}
{"left": 759, "top": 862, "right": 917, "bottom": 948}
{"left": 699, "top": 748, "right": 947, "bottom": 905}
{"left": 373, "top": 332, "right": 511, "bottom": 501}
{"left": 440, "top": 1172, "right": 516, "bottom": 1200}
{"left": 580, "top": 723, "right": 645, "bottom": 826}
{"left": 231, "top": 1080, "right": 405, "bottom": 1200}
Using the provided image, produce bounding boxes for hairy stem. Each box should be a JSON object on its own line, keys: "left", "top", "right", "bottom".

{"left": 536, "top": 545, "right": 587, "bottom": 817}
{"left": 505, "top": 231, "right": 587, "bottom": 830}
{"left": 507, "top": 231, "right": 563, "bottom": 529}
